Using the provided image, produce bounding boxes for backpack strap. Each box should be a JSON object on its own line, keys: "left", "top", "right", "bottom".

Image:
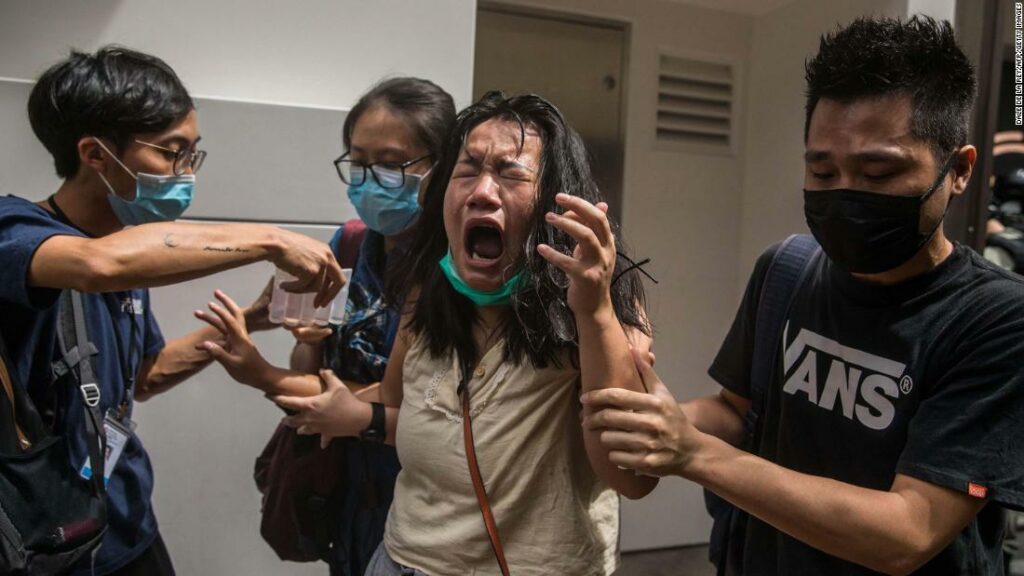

{"left": 331, "top": 219, "right": 367, "bottom": 270}
{"left": 54, "top": 291, "right": 107, "bottom": 496}
{"left": 745, "top": 234, "right": 821, "bottom": 441}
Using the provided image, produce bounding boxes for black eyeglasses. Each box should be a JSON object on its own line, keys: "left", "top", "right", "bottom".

{"left": 135, "top": 139, "right": 207, "bottom": 175}
{"left": 333, "top": 153, "right": 432, "bottom": 189}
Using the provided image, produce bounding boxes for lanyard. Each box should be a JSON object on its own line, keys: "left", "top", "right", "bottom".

{"left": 105, "top": 293, "right": 140, "bottom": 420}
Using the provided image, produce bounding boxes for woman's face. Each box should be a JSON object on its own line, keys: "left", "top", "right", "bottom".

{"left": 349, "top": 104, "right": 432, "bottom": 204}
{"left": 443, "top": 118, "right": 542, "bottom": 292}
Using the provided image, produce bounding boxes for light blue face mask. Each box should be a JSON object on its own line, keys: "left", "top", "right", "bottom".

{"left": 346, "top": 166, "right": 427, "bottom": 236}
{"left": 93, "top": 138, "right": 194, "bottom": 226}
{"left": 439, "top": 250, "right": 526, "bottom": 307}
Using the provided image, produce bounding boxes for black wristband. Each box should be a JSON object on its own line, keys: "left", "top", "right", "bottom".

{"left": 360, "top": 402, "right": 386, "bottom": 443}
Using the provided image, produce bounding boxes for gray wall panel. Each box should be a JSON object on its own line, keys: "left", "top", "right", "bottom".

{"left": 0, "top": 78, "right": 356, "bottom": 226}
{"left": 188, "top": 98, "right": 354, "bottom": 224}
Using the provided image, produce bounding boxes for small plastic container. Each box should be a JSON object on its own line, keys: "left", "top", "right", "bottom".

{"left": 269, "top": 268, "right": 352, "bottom": 327}
{"left": 328, "top": 281, "right": 350, "bottom": 326}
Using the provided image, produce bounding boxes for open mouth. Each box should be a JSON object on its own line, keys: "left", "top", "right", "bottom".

{"left": 465, "top": 224, "right": 504, "bottom": 263}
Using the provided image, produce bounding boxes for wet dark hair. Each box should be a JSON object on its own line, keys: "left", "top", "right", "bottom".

{"left": 388, "top": 91, "right": 650, "bottom": 368}
{"left": 342, "top": 77, "right": 456, "bottom": 157}
{"left": 804, "top": 15, "right": 976, "bottom": 161}
{"left": 28, "top": 45, "right": 194, "bottom": 179}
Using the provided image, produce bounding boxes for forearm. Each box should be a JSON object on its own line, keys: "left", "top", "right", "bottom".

{"left": 259, "top": 366, "right": 327, "bottom": 397}
{"left": 680, "top": 395, "right": 746, "bottom": 446}
{"left": 32, "top": 221, "right": 283, "bottom": 292}
{"left": 578, "top": 304, "right": 658, "bottom": 499}
{"left": 338, "top": 401, "right": 399, "bottom": 445}
{"left": 687, "top": 434, "right": 938, "bottom": 574}
{"left": 135, "top": 325, "right": 221, "bottom": 401}
{"left": 289, "top": 342, "right": 324, "bottom": 373}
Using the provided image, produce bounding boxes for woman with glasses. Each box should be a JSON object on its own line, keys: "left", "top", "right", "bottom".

{"left": 208, "top": 77, "right": 455, "bottom": 576}
{"left": 198, "top": 92, "right": 657, "bottom": 576}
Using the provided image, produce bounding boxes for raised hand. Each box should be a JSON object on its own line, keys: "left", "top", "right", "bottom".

{"left": 536, "top": 193, "right": 616, "bottom": 316}
{"left": 194, "top": 289, "right": 274, "bottom": 389}
{"left": 273, "top": 369, "right": 372, "bottom": 448}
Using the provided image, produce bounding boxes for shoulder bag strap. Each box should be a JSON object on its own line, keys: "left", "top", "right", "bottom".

{"left": 0, "top": 333, "right": 31, "bottom": 450}
{"left": 459, "top": 358, "right": 511, "bottom": 576}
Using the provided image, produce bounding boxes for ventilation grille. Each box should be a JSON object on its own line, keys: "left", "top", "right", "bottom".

{"left": 656, "top": 54, "right": 735, "bottom": 153}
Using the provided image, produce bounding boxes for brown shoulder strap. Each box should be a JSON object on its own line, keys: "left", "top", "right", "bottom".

{"left": 0, "top": 353, "right": 30, "bottom": 450}
{"left": 461, "top": 385, "right": 511, "bottom": 576}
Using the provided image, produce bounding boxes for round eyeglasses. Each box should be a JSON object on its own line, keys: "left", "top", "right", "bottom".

{"left": 134, "top": 139, "right": 207, "bottom": 175}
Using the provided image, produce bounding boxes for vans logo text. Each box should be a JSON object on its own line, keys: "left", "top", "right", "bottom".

{"left": 782, "top": 324, "right": 908, "bottom": 431}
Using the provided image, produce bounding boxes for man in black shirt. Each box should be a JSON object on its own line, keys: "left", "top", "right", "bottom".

{"left": 583, "top": 16, "right": 1024, "bottom": 575}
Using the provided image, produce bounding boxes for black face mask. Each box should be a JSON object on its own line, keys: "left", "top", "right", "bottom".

{"left": 803, "top": 153, "right": 957, "bottom": 274}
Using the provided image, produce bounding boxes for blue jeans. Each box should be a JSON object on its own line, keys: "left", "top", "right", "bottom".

{"left": 364, "top": 544, "right": 429, "bottom": 576}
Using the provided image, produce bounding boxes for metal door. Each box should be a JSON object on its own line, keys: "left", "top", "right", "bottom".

{"left": 473, "top": 6, "right": 627, "bottom": 222}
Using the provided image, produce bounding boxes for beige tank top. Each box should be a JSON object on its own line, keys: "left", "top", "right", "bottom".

{"left": 384, "top": 335, "right": 619, "bottom": 576}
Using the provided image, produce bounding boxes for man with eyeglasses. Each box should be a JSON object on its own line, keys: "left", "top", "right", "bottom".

{"left": 0, "top": 46, "right": 343, "bottom": 575}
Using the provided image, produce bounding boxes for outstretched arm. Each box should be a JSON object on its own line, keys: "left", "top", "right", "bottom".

{"left": 584, "top": 355, "right": 984, "bottom": 575}
{"left": 31, "top": 221, "right": 344, "bottom": 307}
{"left": 273, "top": 322, "right": 410, "bottom": 447}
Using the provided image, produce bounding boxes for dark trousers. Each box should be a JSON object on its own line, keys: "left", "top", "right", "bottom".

{"left": 109, "top": 533, "right": 175, "bottom": 576}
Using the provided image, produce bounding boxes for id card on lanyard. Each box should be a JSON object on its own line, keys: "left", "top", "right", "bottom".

{"left": 79, "top": 293, "right": 142, "bottom": 484}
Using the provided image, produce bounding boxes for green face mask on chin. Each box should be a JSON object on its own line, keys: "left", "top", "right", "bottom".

{"left": 438, "top": 250, "right": 526, "bottom": 306}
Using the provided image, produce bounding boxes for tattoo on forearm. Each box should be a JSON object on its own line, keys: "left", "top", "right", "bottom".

{"left": 163, "top": 234, "right": 180, "bottom": 248}
{"left": 203, "top": 246, "right": 252, "bottom": 253}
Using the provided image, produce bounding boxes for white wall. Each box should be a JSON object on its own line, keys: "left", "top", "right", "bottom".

{"left": 0, "top": 0, "right": 475, "bottom": 109}
{"left": 737, "top": 0, "right": 909, "bottom": 274}
{"left": 0, "top": 2, "right": 475, "bottom": 575}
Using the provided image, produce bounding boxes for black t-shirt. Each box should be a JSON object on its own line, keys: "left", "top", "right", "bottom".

{"left": 709, "top": 242, "right": 1024, "bottom": 575}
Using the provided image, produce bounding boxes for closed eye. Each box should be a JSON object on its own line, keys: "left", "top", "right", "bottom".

{"left": 864, "top": 172, "right": 895, "bottom": 182}
{"left": 500, "top": 170, "right": 532, "bottom": 182}
{"left": 452, "top": 166, "right": 479, "bottom": 179}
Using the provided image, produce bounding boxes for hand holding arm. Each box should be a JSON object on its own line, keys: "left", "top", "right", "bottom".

{"left": 584, "top": 353, "right": 984, "bottom": 575}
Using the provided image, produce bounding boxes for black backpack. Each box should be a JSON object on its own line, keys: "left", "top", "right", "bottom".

{"left": 705, "top": 234, "right": 821, "bottom": 575}
{"left": 0, "top": 290, "right": 109, "bottom": 574}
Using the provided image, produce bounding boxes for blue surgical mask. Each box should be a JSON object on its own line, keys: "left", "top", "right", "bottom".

{"left": 439, "top": 250, "right": 525, "bottom": 307}
{"left": 347, "top": 166, "right": 427, "bottom": 236}
{"left": 93, "top": 138, "right": 194, "bottom": 225}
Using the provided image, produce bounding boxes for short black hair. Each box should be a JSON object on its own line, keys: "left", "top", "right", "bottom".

{"left": 28, "top": 45, "right": 194, "bottom": 179}
{"left": 388, "top": 92, "right": 650, "bottom": 368}
{"left": 342, "top": 77, "right": 456, "bottom": 158}
{"left": 804, "top": 15, "right": 976, "bottom": 161}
